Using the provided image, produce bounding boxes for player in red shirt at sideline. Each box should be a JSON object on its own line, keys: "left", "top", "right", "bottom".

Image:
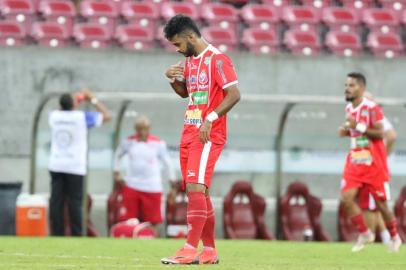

{"left": 161, "top": 15, "right": 241, "bottom": 265}
{"left": 338, "top": 72, "right": 401, "bottom": 252}
{"left": 358, "top": 91, "right": 397, "bottom": 244}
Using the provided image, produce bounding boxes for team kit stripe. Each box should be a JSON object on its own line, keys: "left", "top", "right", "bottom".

{"left": 198, "top": 142, "right": 212, "bottom": 184}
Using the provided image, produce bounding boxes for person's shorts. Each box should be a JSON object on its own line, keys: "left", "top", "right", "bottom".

{"left": 341, "top": 178, "right": 391, "bottom": 202}
{"left": 179, "top": 140, "right": 224, "bottom": 188}
{"left": 118, "top": 185, "right": 162, "bottom": 224}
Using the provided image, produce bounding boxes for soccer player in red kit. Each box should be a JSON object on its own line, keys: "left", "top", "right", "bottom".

{"left": 161, "top": 15, "right": 241, "bottom": 264}
{"left": 338, "top": 72, "right": 401, "bottom": 252}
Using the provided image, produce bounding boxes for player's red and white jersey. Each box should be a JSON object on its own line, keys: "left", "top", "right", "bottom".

{"left": 181, "top": 44, "right": 238, "bottom": 144}
{"left": 343, "top": 97, "right": 389, "bottom": 184}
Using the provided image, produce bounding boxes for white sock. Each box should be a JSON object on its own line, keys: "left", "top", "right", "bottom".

{"left": 380, "top": 230, "right": 391, "bottom": 244}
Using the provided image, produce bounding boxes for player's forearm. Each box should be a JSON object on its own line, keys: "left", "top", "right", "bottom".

{"left": 213, "top": 88, "right": 241, "bottom": 117}
{"left": 94, "top": 101, "right": 112, "bottom": 122}
{"left": 170, "top": 81, "right": 188, "bottom": 98}
{"left": 338, "top": 126, "right": 350, "bottom": 137}
{"left": 385, "top": 130, "right": 396, "bottom": 155}
{"left": 364, "top": 128, "right": 384, "bottom": 140}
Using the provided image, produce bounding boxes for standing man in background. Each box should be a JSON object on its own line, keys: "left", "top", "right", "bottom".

{"left": 338, "top": 73, "right": 401, "bottom": 252}
{"left": 113, "top": 115, "right": 177, "bottom": 234}
{"left": 48, "top": 89, "right": 111, "bottom": 236}
{"left": 161, "top": 15, "right": 241, "bottom": 264}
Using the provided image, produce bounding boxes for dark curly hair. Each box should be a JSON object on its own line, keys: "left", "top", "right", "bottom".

{"left": 59, "top": 93, "right": 74, "bottom": 111}
{"left": 347, "top": 72, "right": 366, "bottom": 86}
{"left": 164, "top": 14, "right": 201, "bottom": 40}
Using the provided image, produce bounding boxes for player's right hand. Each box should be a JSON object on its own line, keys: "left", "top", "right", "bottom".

{"left": 165, "top": 61, "right": 184, "bottom": 81}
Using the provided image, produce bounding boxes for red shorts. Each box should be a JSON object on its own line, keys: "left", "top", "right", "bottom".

{"left": 118, "top": 185, "right": 162, "bottom": 224}
{"left": 358, "top": 185, "right": 377, "bottom": 211}
{"left": 179, "top": 140, "right": 224, "bottom": 188}
{"left": 341, "top": 178, "right": 391, "bottom": 202}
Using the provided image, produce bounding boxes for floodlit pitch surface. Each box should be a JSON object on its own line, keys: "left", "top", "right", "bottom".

{"left": 0, "top": 237, "right": 405, "bottom": 270}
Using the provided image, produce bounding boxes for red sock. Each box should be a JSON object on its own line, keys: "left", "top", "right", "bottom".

{"left": 385, "top": 219, "right": 398, "bottom": 238}
{"left": 186, "top": 192, "right": 207, "bottom": 248}
{"left": 201, "top": 196, "right": 215, "bottom": 248}
{"left": 350, "top": 213, "right": 368, "bottom": 233}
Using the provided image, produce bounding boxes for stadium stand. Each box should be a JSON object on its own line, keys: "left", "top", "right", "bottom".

{"left": 38, "top": 0, "right": 75, "bottom": 35}
{"left": 0, "top": 20, "right": 25, "bottom": 46}
{"left": 73, "top": 23, "right": 111, "bottom": 49}
{"left": 242, "top": 27, "right": 278, "bottom": 54}
{"left": 31, "top": 21, "right": 69, "bottom": 47}
{"left": 394, "top": 186, "right": 406, "bottom": 242}
{"left": 283, "top": 29, "right": 321, "bottom": 56}
{"left": 366, "top": 31, "right": 404, "bottom": 58}
{"left": 325, "top": 30, "right": 362, "bottom": 57}
{"left": 115, "top": 24, "right": 154, "bottom": 51}
{"left": 201, "top": 26, "right": 238, "bottom": 52}
{"left": 0, "top": 0, "right": 35, "bottom": 31}
{"left": 280, "top": 181, "right": 330, "bottom": 241}
{"left": 0, "top": 0, "right": 405, "bottom": 57}
{"left": 223, "top": 181, "right": 273, "bottom": 240}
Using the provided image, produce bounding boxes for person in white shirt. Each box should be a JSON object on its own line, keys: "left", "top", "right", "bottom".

{"left": 113, "top": 116, "right": 176, "bottom": 233}
{"left": 49, "top": 89, "right": 111, "bottom": 236}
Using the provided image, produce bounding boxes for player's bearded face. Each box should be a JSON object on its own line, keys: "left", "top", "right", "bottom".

{"left": 181, "top": 41, "right": 195, "bottom": 57}
{"left": 345, "top": 78, "right": 362, "bottom": 102}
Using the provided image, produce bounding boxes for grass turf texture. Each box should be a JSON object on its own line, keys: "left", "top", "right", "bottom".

{"left": 0, "top": 237, "right": 405, "bottom": 270}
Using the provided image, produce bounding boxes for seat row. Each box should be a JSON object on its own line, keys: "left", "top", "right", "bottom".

{"left": 2, "top": 0, "right": 406, "bottom": 34}
{"left": 0, "top": 20, "right": 405, "bottom": 59}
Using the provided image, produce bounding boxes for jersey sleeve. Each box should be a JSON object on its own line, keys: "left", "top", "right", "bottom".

{"left": 84, "top": 111, "right": 103, "bottom": 128}
{"left": 371, "top": 105, "right": 384, "bottom": 125}
{"left": 213, "top": 54, "right": 238, "bottom": 90}
{"left": 113, "top": 139, "right": 130, "bottom": 171}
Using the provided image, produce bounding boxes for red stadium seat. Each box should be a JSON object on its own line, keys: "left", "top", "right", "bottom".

{"left": 120, "top": 1, "right": 158, "bottom": 32}
{"left": 240, "top": 4, "right": 279, "bottom": 30}
{"left": 280, "top": 182, "right": 330, "bottom": 241}
{"left": 80, "top": 0, "right": 118, "bottom": 34}
{"left": 0, "top": 20, "right": 25, "bottom": 46}
{"left": 337, "top": 201, "right": 358, "bottom": 241}
{"left": 223, "top": 181, "right": 273, "bottom": 240}
{"left": 301, "top": 0, "right": 333, "bottom": 16}
{"left": 201, "top": 26, "right": 238, "bottom": 53}
{"left": 362, "top": 8, "right": 399, "bottom": 34}
{"left": 282, "top": 6, "right": 320, "bottom": 32}
{"left": 283, "top": 29, "right": 321, "bottom": 56}
{"left": 73, "top": 23, "right": 111, "bottom": 49}
{"left": 219, "top": 0, "right": 249, "bottom": 7}
{"left": 107, "top": 181, "right": 123, "bottom": 230}
{"left": 0, "top": 0, "right": 34, "bottom": 31}
{"left": 366, "top": 31, "right": 404, "bottom": 58}
{"left": 242, "top": 27, "right": 278, "bottom": 54}
{"left": 115, "top": 24, "right": 154, "bottom": 51}
{"left": 341, "top": 0, "right": 373, "bottom": 16}
{"left": 63, "top": 194, "right": 99, "bottom": 237}
{"left": 379, "top": 1, "right": 406, "bottom": 18}
{"left": 261, "top": 0, "right": 290, "bottom": 11}
{"left": 322, "top": 7, "right": 360, "bottom": 33}
{"left": 165, "top": 181, "right": 188, "bottom": 238}
{"left": 160, "top": 2, "right": 199, "bottom": 22}
{"left": 31, "top": 21, "right": 69, "bottom": 48}
{"left": 394, "top": 186, "right": 406, "bottom": 242}
{"left": 325, "top": 30, "right": 362, "bottom": 57}
{"left": 201, "top": 3, "right": 238, "bottom": 30}
{"left": 39, "top": 0, "right": 76, "bottom": 35}
{"left": 184, "top": 0, "right": 208, "bottom": 4}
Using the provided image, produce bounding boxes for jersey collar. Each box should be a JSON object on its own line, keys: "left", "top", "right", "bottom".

{"left": 349, "top": 97, "right": 366, "bottom": 112}
{"left": 192, "top": 44, "right": 212, "bottom": 59}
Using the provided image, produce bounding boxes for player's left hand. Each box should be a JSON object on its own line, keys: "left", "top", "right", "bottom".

{"left": 346, "top": 116, "right": 357, "bottom": 129}
{"left": 199, "top": 120, "right": 212, "bottom": 144}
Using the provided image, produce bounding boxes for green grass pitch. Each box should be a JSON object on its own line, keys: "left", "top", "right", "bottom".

{"left": 0, "top": 237, "right": 405, "bottom": 270}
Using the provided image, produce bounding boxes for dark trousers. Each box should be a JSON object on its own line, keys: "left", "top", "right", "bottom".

{"left": 49, "top": 171, "right": 84, "bottom": 236}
